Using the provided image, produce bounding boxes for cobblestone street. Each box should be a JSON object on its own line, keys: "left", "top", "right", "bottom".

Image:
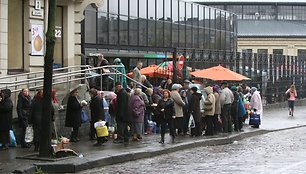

{"left": 80, "top": 127, "right": 306, "bottom": 174}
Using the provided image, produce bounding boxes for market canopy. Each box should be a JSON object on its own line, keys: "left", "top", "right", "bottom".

{"left": 127, "top": 64, "right": 172, "bottom": 78}
{"left": 190, "top": 65, "right": 250, "bottom": 81}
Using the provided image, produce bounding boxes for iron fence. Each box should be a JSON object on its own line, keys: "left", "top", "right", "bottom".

{"left": 176, "top": 48, "right": 306, "bottom": 105}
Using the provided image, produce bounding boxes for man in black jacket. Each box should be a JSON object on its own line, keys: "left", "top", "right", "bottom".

{"left": 114, "top": 82, "right": 130, "bottom": 143}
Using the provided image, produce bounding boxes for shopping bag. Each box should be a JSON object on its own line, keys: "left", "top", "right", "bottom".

{"left": 9, "top": 130, "right": 17, "bottom": 147}
{"left": 249, "top": 111, "right": 261, "bottom": 126}
{"left": 25, "top": 126, "right": 34, "bottom": 143}
{"left": 81, "top": 110, "right": 89, "bottom": 123}
{"left": 188, "top": 114, "right": 196, "bottom": 129}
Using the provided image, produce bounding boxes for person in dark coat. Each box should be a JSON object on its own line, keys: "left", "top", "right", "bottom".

{"left": 89, "top": 88, "right": 105, "bottom": 145}
{"left": 30, "top": 89, "right": 44, "bottom": 151}
{"left": 65, "top": 89, "right": 82, "bottom": 142}
{"left": 114, "top": 82, "right": 130, "bottom": 143}
{"left": 0, "top": 89, "right": 13, "bottom": 150}
{"left": 189, "top": 87, "right": 202, "bottom": 137}
{"left": 16, "top": 88, "right": 31, "bottom": 148}
{"left": 156, "top": 89, "right": 175, "bottom": 144}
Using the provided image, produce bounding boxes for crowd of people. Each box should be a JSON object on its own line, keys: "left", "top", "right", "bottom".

{"left": 1, "top": 59, "right": 299, "bottom": 151}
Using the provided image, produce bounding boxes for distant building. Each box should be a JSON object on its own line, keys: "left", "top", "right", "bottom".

{"left": 189, "top": 0, "right": 306, "bottom": 57}
{"left": 0, "top": 0, "right": 102, "bottom": 76}
{"left": 82, "top": 0, "right": 238, "bottom": 71}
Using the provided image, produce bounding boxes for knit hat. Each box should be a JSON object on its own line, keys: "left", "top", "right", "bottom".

{"left": 191, "top": 86, "right": 198, "bottom": 93}
{"left": 171, "top": 84, "right": 182, "bottom": 90}
{"left": 231, "top": 85, "right": 237, "bottom": 91}
{"left": 251, "top": 87, "right": 257, "bottom": 93}
{"left": 114, "top": 58, "right": 121, "bottom": 64}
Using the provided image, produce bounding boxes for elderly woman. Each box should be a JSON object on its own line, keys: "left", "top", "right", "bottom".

{"left": 170, "top": 84, "right": 185, "bottom": 135}
{"left": 0, "top": 89, "right": 13, "bottom": 150}
{"left": 250, "top": 87, "right": 263, "bottom": 128}
{"left": 65, "top": 89, "right": 83, "bottom": 142}
{"left": 130, "top": 88, "right": 145, "bottom": 141}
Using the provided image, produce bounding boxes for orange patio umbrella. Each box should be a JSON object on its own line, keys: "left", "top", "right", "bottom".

{"left": 190, "top": 65, "right": 250, "bottom": 81}
{"left": 127, "top": 65, "right": 172, "bottom": 78}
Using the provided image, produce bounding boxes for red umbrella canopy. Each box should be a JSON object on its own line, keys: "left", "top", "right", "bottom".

{"left": 190, "top": 65, "right": 250, "bottom": 81}
{"left": 127, "top": 65, "right": 172, "bottom": 78}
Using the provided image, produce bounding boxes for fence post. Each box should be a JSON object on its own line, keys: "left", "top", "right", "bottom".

{"left": 172, "top": 48, "right": 178, "bottom": 83}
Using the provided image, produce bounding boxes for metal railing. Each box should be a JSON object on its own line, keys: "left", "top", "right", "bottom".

{"left": 0, "top": 65, "right": 146, "bottom": 96}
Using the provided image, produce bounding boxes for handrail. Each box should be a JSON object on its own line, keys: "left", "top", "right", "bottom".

{"left": 0, "top": 64, "right": 147, "bottom": 93}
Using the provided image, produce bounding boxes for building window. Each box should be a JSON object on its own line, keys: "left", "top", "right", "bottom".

{"left": 273, "top": 49, "right": 283, "bottom": 55}
{"left": 119, "top": 15, "right": 128, "bottom": 45}
{"left": 98, "top": 12, "right": 108, "bottom": 44}
{"left": 243, "top": 5, "right": 259, "bottom": 20}
{"left": 278, "top": 6, "right": 293, "bottom": 20}
{"left": 85, "top": 6, "right": 97, "bottom": 44}
{"left": 109, "top": 14, "right": 119, "bottom": 45}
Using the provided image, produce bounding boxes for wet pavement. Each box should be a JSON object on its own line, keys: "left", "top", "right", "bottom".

{"left": 1, "top": 106, "right": 306, "bottom": 173}
{"left": 80, "top": 126, "right": 306, "bottom": 174}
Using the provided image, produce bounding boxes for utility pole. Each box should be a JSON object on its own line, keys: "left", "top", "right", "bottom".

{"left": 39, "top": 0, "right": 57, "bottom": 157}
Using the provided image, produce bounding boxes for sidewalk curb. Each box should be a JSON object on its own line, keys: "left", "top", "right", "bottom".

{"left": 17, "top": 125, "right": 306, "bottom": 173}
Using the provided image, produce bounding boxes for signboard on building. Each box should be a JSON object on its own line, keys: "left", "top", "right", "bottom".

{"left": 31, "top": 24, "right": 44, "bottom": 56}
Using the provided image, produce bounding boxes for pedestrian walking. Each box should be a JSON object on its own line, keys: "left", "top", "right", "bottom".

{"left": 0, "top": 89, "right": 13, "bottom": 150}
{"left": 65, "top": 89, "right": 83, "bottom": 142}
{"left": 285, "top": 84, "right": 297, "bottom": 116}
{"left": 16, "top": 88, "right": 31, "bottom": 148}
{"left": 156, "top": 89, "right": 175, "bottom": 144}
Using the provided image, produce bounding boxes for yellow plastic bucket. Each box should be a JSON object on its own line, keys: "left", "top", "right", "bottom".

{"left": 96, "top": 126, "right": 109, "bottom": 137}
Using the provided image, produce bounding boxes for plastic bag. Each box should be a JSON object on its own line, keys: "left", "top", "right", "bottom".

{"left": 9, "top": 130, "right": 17, "bottom": 147}
{"left": 81, "top": 110, "right": 89, "bottom": 123}
{"left": 188, "top": 114, "right": 196, "bottom": 129}
{"left": 25, "top": 125, "right": 34, "bottom": 143}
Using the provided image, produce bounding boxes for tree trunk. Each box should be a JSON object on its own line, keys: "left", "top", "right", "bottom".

{"left": 39, "top": 0, "right": 57, "bottom": 157}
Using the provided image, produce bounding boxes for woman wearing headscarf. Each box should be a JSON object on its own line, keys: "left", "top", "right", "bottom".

{"left": 113, "top": 58, "right": 127, "bottom": 89}
{"left": 17, "top": 88, "right": 31, "bottom": 148}
{"left": 250, "top": 87, "right": 263, "bottom": 128}
{"left": 0, "top": 89, "right": 13, "bottom": 150}
{"left": 65, "top": 89, "right": 83, "bottom": 142}
{"left": 130, "top": 88, "right": 145, "bottom": 141}
{"left": 203, "top": 86, "right": 216, "bottom": 136}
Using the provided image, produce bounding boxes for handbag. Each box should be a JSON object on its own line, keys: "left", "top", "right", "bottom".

{"left": 81, "top": 109, "right": 90, "bottom": 123}
{"left": 25, "top": 125, "right": 34, "bottom": 143}
{"left": 249, "top": 111, "right": 261, "bottom": 125}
